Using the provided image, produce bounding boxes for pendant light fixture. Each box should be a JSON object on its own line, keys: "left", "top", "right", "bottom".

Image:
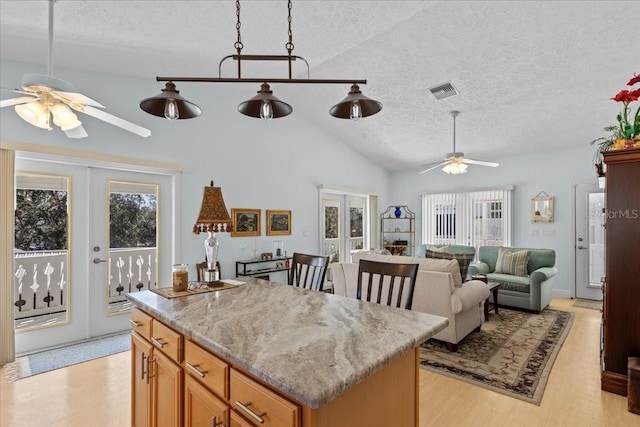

{"left": 139, "top": 0, "right": 381, "bottom": 121}
{"left": 139, "top": 82, "right": 202, "bottom": 120}
{"left": 237, "top": 83, "right": 292, "bottom": 119}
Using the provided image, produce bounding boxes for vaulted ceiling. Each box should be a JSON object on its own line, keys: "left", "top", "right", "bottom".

{"left": 1, "top": 1, "right": 638, "bottom": 171}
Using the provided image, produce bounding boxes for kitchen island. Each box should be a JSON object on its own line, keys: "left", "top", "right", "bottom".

{"left": 127, "top": 277, "right": 449, "bottom": 427}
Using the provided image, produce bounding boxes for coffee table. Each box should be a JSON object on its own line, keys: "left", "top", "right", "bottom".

{"left": 484, "top": 282, "right": 502, "bottom": 321}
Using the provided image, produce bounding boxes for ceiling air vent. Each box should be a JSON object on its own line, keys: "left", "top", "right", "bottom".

{"left": 429, "top": 81, "right": 459, "bottom": 100}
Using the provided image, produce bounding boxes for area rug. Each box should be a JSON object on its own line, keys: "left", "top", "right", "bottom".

{"left": 572, "top": 298, "right": 603, "bottom": 311}
{"left": 2, "top": 332, "right": 130, "bottom": 382}
{"left": 419, "top": 308, "right": 573, "bottom": 405}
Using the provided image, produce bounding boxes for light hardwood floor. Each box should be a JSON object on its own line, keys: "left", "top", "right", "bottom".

{"left": 1, "top": 298, "right": 638, "bottom": 426}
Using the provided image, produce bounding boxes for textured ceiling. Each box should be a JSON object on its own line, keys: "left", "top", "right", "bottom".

{"left": 1, "top": 0, "right": 639, "bottom": 171}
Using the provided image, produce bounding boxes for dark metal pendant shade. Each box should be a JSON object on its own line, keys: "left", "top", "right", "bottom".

{"left": 237, "top": 83, "right": 292, "bottom": 119}
{"left": 139, "top": 82, "right": 201, "bottom": 119}
{"left": 329, "top": 84, "right": 383, "bottom": 119}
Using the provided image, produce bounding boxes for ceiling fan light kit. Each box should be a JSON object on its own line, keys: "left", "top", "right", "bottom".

{"left": 419, "top": 110, "right": 500, "bottom": 175}
{"left": 1, "top": 0, "right": 151, "bottom": 139}
{"left": 140, "top": 0, "right": 382, "bottom": 121}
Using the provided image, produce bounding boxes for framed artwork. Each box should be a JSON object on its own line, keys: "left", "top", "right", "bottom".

{"left": 266, "top": 210, "right": 291, "bottom": 236}
{"left": 231, "top": 208, "right": 261, "bottom": 237}
{"left": 531, "top": 195, "right": 554, "bottom": 223}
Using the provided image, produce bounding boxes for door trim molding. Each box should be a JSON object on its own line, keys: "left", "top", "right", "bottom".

{"left": 1, "top": 140, "right": 185, "bottom": 173}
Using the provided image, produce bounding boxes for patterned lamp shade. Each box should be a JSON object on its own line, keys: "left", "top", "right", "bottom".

{"left": 193, "top": 181, "right": 233, "bottom": 234}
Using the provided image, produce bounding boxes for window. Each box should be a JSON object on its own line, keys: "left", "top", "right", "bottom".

{"left": 422, "top": 187, "right": 513, "bottom": 249}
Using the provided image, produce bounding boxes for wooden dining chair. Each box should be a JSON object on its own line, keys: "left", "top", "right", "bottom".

{"left": 288, "top": 252, "right": 330, "bottom": 292}
{"left": 196, "top": 261, "right": 221, "bottom": 282}
{"left": 356, "top": 259, "right": 419, "bottom": 310}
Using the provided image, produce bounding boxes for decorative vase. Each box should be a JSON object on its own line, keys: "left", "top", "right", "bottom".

{"left": 394, "top": 207, "right": 402, "bottom": 218}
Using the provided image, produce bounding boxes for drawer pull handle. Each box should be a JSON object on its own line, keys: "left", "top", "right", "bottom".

{"left": 235, "top": 401, "right": 266, "bottom": 424}
{"left": 129, "top": 319, "right": 141, "bottom": 328}
{"left": 151, "top": 337, "right": 165, "bottom": 348}
{"left": 211, "top": 415, "right": 224, "bottom": 427}
{"left": 186, "top": 362, "right": 208, "bottom": 378}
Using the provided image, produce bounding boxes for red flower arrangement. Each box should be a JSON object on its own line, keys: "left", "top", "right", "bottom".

{"left": 591, "top": 73, "right": 640, "bottom": 159}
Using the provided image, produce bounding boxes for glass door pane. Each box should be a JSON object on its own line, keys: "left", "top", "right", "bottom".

{"left": 13, "top": 173, "right": 70, "bottom": 331}
{"left": 107, "top": 181, "right": 159, "bottom": 315}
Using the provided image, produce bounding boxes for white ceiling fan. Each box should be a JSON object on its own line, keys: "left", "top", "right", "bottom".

{"left": 419, "top": 110, "right": 499, "bottom": 174}
{"left": 0, "top": 0, "right": 150, "bottom": 139}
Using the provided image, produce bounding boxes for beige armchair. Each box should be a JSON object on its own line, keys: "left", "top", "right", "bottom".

{"left": 330, "top": 253, "right": 490, "bottom": 351}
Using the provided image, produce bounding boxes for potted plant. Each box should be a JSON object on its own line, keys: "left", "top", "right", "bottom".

{"left": 591, "top": 73, "right": 640, "bottom": 174}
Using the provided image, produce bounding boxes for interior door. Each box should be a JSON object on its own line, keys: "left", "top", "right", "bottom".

{"left": 14, "top": 158, "right": 175, "bottom": 354}
{"left": 574, "top": 183, "right": 605, "bottom": 300}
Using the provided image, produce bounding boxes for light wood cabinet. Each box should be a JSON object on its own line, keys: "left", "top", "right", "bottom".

{"left": 131, "top": 308, "right": 183, "bottom": 427}
{"left": 132, "top": 306, "right": 419, "bottom": 427}
{"left": 230, "top": 410, "right": 254, "bottom": 427}
{"left": 184, "top": 375, "right": 229, "bottom": 427}
{"left": 152, "top": 347, "right": 183, "bottom": 426}
{"left": 132, "top": 333, "right": 153, "bottom": 427}
{"left": 230, "top": 369, "right": 300, "bottom": 427}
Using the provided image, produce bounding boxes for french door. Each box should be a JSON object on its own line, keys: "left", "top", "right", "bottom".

{"left": 574, "top": 183, "right": 605, "bottom": 300}
{"left": 320, "top": 192, "right": 369, "bottom": 268}
{"left": 14, "top": 158, "right": 174, "bottom": 354}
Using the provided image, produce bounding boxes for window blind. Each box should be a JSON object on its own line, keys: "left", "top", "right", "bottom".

{"left": 422, "top": 187, "right": 513, "bottom": 250}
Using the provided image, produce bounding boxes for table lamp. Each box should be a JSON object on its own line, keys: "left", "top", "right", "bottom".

{"left": 193, "top": 181, "right": 233, "bottom": 283}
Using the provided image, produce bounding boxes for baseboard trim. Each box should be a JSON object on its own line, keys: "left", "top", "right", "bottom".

{"left": 601, "top": 370, "right": 628, "bottom": 396}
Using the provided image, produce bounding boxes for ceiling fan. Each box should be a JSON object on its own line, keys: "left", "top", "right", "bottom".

{"left": 0, "top": 0, "right": 150, "bottom": 139}
{"left": 419, "top": 110, "right": 499, "bottom": 174}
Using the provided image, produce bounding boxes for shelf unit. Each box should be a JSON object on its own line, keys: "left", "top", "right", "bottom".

{"left": 380, "top": 205, "right": 415, "bottom": 256}
{"left": 235, "top": 257, "right": 292, "bottom": 280}
{"left": 601, "top": 147, "right": 640, "bottom": 396}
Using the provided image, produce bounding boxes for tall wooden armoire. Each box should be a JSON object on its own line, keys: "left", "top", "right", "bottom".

{"left": 601, "top": 147, "right": 640, "bottom": 395}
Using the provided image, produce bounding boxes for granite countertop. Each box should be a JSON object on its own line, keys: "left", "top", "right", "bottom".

{"left": 127, "top": 278, "right": 449, "bottom": 408}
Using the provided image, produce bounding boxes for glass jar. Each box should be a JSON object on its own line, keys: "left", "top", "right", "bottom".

{"left": 273, "top": 240, "right": 284, "bottom": 258}
{"left": 172, "top": 264, "right": 189, "bottom": 292}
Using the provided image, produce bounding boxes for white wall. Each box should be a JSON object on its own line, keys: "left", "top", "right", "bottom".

{"left": 390, "top": 144, "right": 600, "bottom": 298}
{"left": 1, "top": 61, "right": 391, "bottom": 283}
{"left": 1, "top": 60, "right": 602, "bottom": 296}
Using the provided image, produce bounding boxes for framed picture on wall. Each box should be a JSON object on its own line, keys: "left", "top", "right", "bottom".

{"left": 266, "top": 210, "right": 291, "bottom": 236}
{"left": 231, "top": 208, "right": 261, "bottom": 236}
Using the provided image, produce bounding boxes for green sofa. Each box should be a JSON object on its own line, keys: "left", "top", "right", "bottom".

{"left": 468, "top": 246, "right": 557, "bottom": 312}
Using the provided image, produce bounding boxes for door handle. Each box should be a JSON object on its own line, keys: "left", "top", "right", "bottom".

{"left": 577, "top": 245, "right": 587, "bottom": 250}
{"left": 93, "top": 257, "right": 108, "bottom": 264}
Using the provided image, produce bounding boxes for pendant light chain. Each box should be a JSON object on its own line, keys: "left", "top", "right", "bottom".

{"left": 235, "top": 0, "right": 243, "bottom": 54}
{"left": 285, "top": 0, "right": 294, "bottom": 55}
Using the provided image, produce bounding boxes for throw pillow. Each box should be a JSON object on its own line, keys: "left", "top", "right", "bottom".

{"left": 425, "top": 249, "right": 474, "bottom": 283}
{"left": 494, "top": 247, "right": 530, "bottom": 276}
{"left": 426, "top": 244, "right": 451, "bottom": 253}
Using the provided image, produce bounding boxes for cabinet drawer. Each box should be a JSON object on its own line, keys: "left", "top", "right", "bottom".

{"left": 151, "top": 319, "right": 183, "bottom": 363}
{"left": 184, "top": 339, "right": 229, "bottom": 399}
{"left": 230, "top": 369, "right": 300, "bottom": 427}
{"left": 130, "top": 308, "right": 152, "bottom": 341}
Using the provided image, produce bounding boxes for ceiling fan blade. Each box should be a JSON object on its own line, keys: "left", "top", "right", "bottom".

{"left": 1, "top": 86, "right": 37, "bottom": 97}
{"left": 1, "top": 96, "right": 38, "bottom": 108}
{"left": 462, "top": 158, "right": 500, "bottom": 167}
{"left": 64, "top": 125, "right": 89, "bottom": 139}
{"left": 55, "top": 90, "right": 105, "bottom": 108}
{"left": 419, "top": 161, "right": 450, "bottom": 174}
{"left": 78, "top": 105, "right": 151, "bottom": 137}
